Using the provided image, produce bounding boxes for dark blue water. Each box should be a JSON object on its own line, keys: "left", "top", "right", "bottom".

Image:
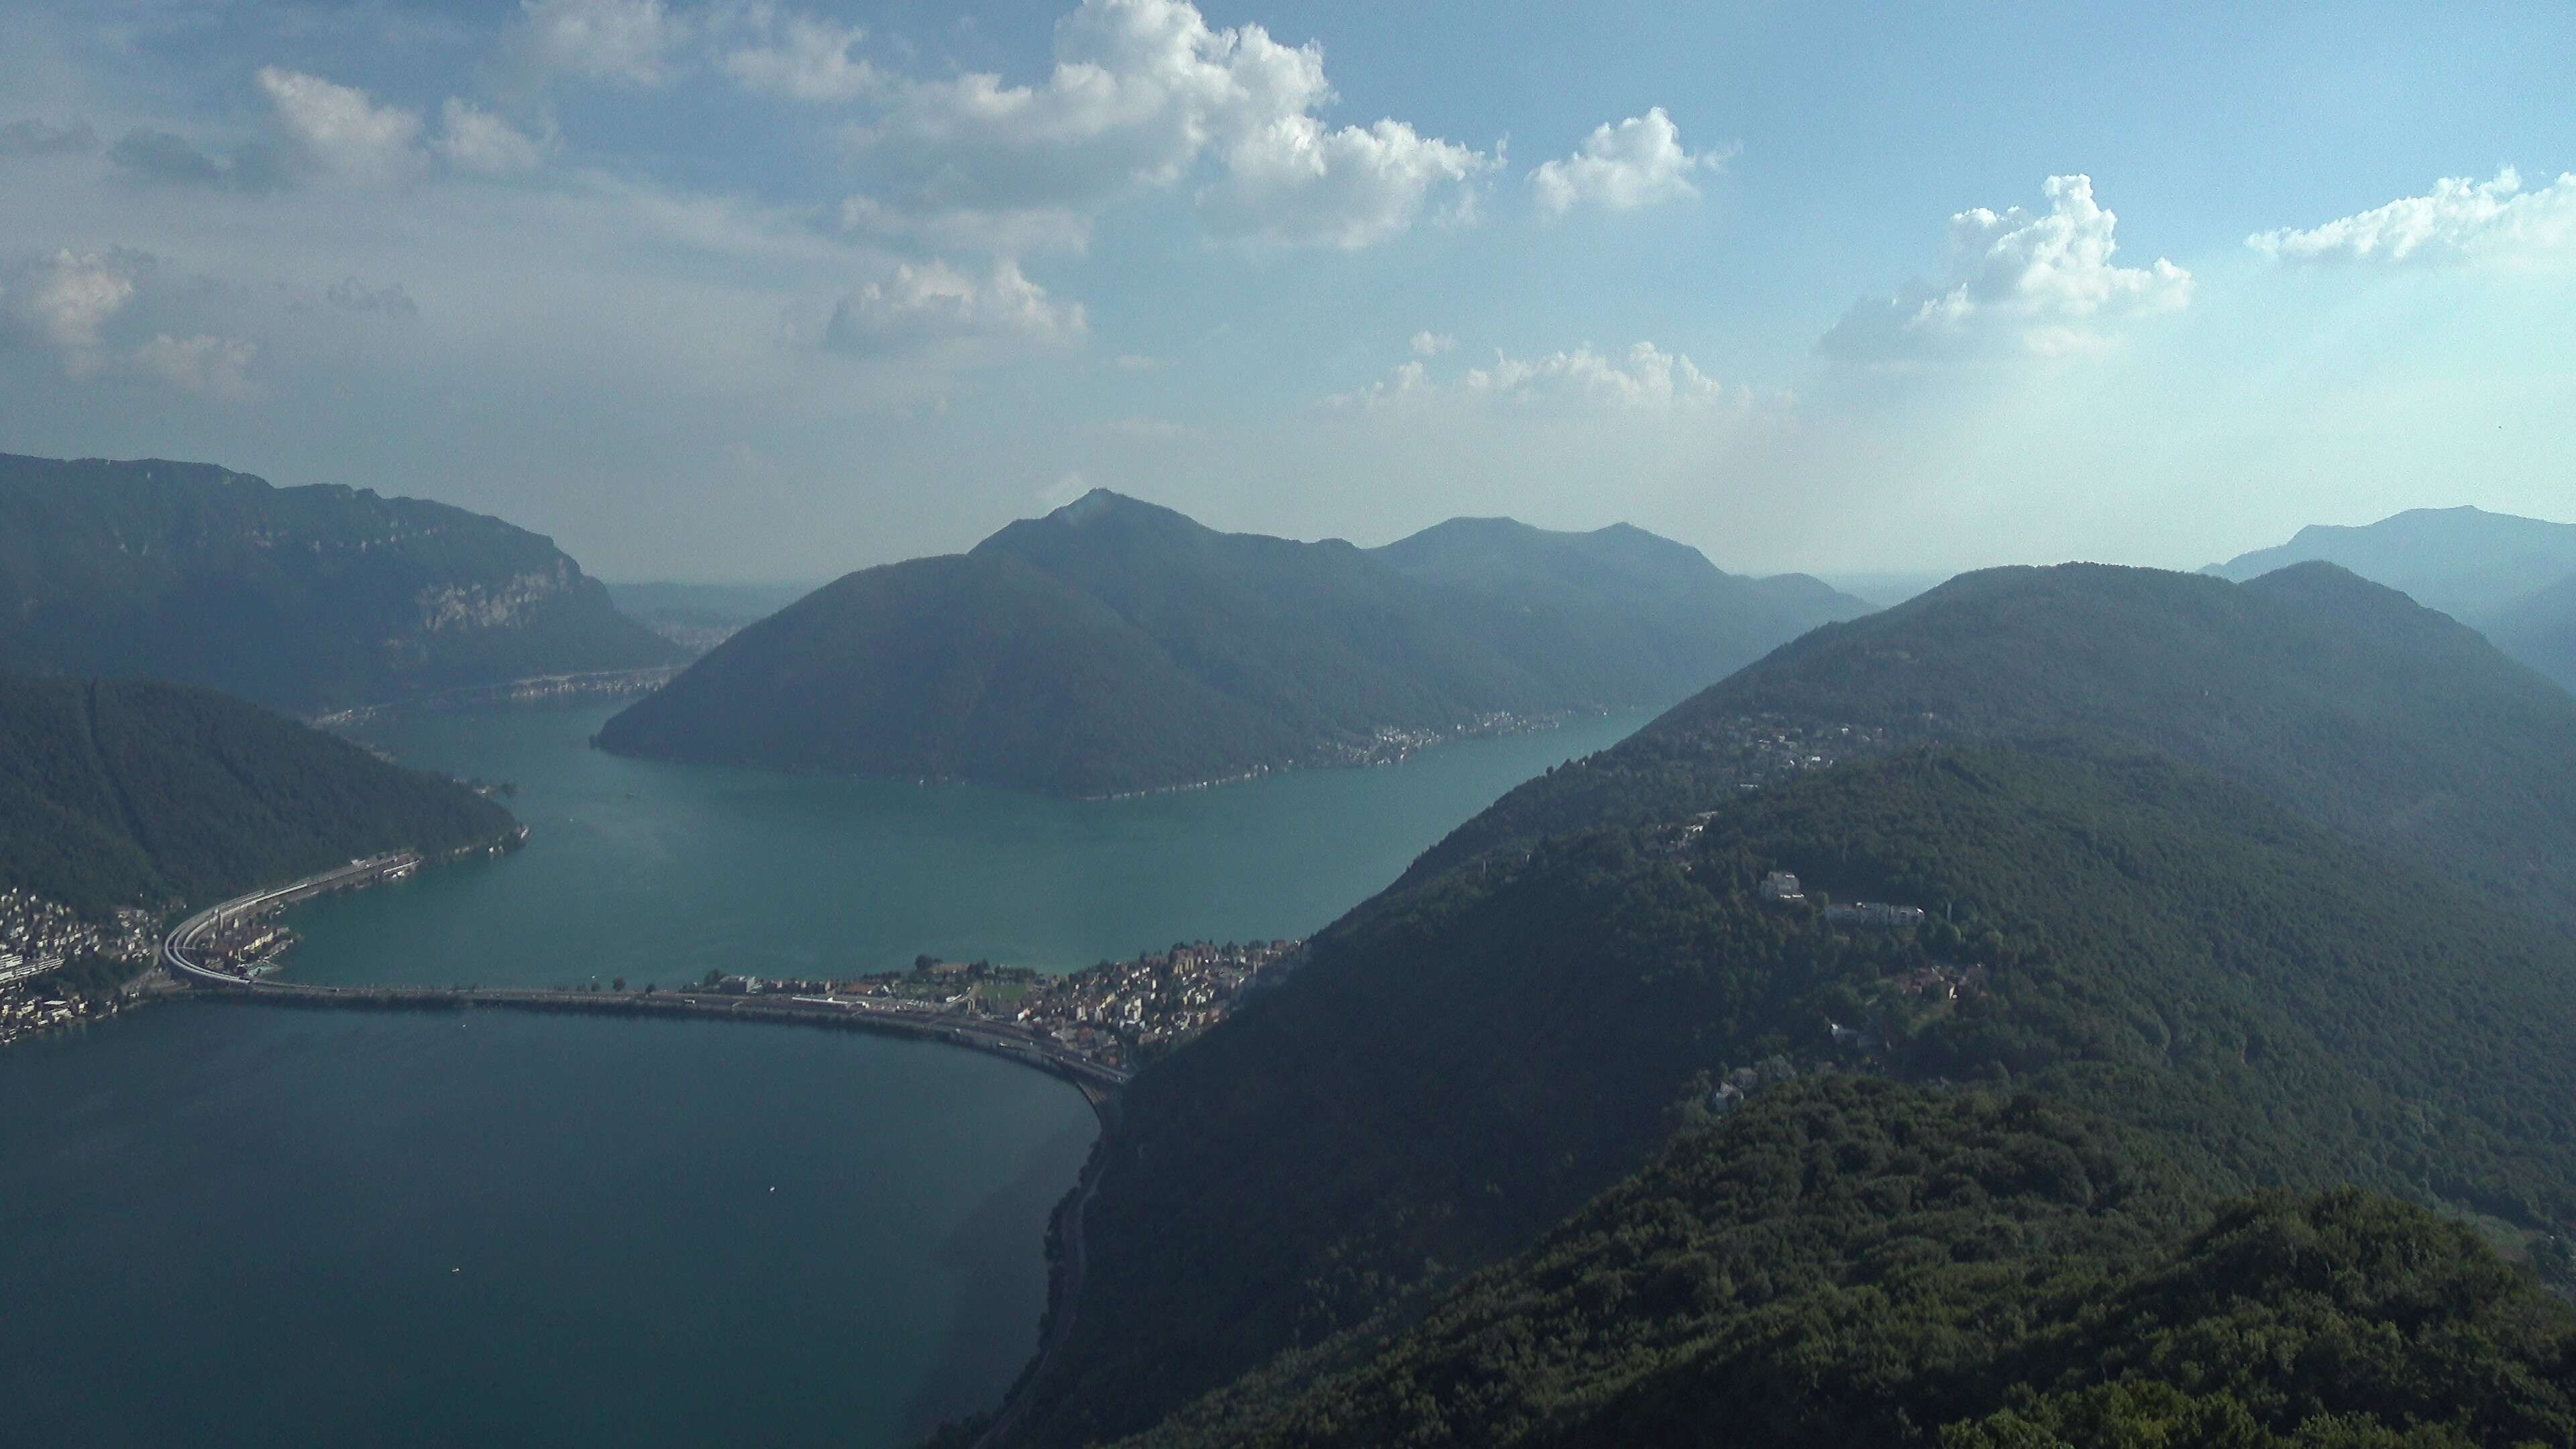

{"left": 1, "top": 1005, "right": 1097, "bottom": 1448}
{"left": 0, "top": 702, "right": 1645, "bottom": 1446}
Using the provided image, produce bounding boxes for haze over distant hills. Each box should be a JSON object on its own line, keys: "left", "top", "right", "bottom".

{"left": 0, "top": 454, "right": 679, "bottom": 715}
{"left": 600, "top": 581, "right": 818, "bottom": 657}
{"left": 596, "top": 491, "right": 1869, "bottom": 796}
{"left": 2208, "top": 506, "right": 2576, "bottom": 689}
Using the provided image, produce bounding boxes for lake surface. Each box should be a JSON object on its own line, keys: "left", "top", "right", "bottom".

{"left": 287, "top": 702, "right": 1649, "bottom": 988}
{"left": 0, "top": 703, "right": 1644, "bottom": 1447}
{"left": 0, "top": 1005, "right": 1097, "bottom": 1448}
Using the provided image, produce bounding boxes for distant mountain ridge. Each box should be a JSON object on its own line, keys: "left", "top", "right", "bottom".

{"left": 1401, "top": 561, "right": 2576, "bottom": 925}
{"left": 2487, "top": 571, "right": 2576, "bottom": 692}
{"left": 0, "top": 453, "right": 679, "bottom": 714}
{"left": 2207, "top": 505, "right": 2576, "bottom": 618}
{"left": 2207, "top": 505, "right": 2576, "bottom": 688}
{"left": 596, "top": 491, "right": 1869, "bottom": 796}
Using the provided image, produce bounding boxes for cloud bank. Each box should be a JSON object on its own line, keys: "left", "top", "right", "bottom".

{"left": 2249, "top": 167, "right": 2576, "bottom": 265}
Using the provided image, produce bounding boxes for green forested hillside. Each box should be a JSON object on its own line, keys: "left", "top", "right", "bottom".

{"left": 0, "top": 674, "right": 516, "bottom": 916}
{"left": 1000, "top": 742, "right": 2576, "bottom": 1448}
{"left": 0, "top": 453, "right": 677, "bottom": 714}
{"left": 1112, "top": 1080, "right": 2576, "bottom": 1449}
{"left": 596, "top": 491, "right": 1865, "bottom": 796}
{"left": 1403, "top": 562, "right": 2576, "bottom": 925}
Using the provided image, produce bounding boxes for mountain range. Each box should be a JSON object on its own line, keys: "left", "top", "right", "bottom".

{"left": 0, "top": 453, "right": 678, "bottom": 715}
{"left": 2208, "top": 504, "right": 2576, "bottom": 689}
{"left": 595, "top": 491, "right": 1869, "bottom": 796}
{"left": 970, "top": 561, "right": 2576, "bottom": 1448}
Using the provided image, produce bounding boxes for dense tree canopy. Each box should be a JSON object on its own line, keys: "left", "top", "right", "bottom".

{"left": 1108, "top": 1081, "right": 2576, "bottom": 1449}
{"left": 0, "top": 673, "right": 516, "bottom": 915}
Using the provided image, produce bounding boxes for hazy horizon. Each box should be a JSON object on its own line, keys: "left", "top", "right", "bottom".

{"left": 3, "top": 0, "right": 2570, "bottom": 583}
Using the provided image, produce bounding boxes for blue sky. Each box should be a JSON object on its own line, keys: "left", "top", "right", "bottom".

{"left": 1, "top": 0, "right": 2569, "bottom": 581}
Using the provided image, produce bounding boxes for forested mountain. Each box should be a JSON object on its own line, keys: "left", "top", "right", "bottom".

{"left": 0, "top": 673, "right": 516, "bottom": 916}
{"left": 2488, "top": 572, "right": 2576, "bottom": 692}
{"left": 2207, "top": 504, "right": 2576, "bottom": 621}
{"left": 594, "top": 491, "right": 1866, "bottom": 796}
{"left": 1112, "top": 1081, "right": 2576, "bottom": 1449}
{"left": 0, "top": 453, "right": 678, "bottom": 714}
{"left": 1402, "top": 561, "right": 2576, "bottom": 925}
{"left": 995, "top": 741, "right": 2576, "bottom": 1447}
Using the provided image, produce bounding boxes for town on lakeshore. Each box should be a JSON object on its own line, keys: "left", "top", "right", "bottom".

{"left": 3, "top": 855, "right": 1303, "bottom": 1081}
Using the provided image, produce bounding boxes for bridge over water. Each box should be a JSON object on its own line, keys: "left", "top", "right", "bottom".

{"left": 162, "top": 862, "right": 1133, "bottom": 1106}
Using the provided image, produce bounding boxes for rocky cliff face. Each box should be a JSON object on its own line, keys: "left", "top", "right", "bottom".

{"left": 416, "top": 561, "right": 581, "bottom": 635}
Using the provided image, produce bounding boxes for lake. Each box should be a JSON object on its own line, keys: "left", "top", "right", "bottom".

{"left": 0, "top": 702, "right": 1645, "bottom": 1446}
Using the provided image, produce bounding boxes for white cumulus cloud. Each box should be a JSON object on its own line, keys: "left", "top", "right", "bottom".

{"left": 505, "top": 0, "right": 690, "bottom": 88}
{"left": 2247, "top": 166, "right": 2576, "bottom": 265}
{"left": 1336, "top": 340, "right": 1728, "bottom": 412}
{"left": 839, "top": 0, "right": 1492, "bottom": 252}
{"left": 1528, "top": 107, "right": 1730, "bottom": 217}
{"left": 1409, "top": 330, "right": 1455, "bottom": 356}
{"left": 257, "top": 67, "right": 424, "bottom": 186}
{"left": 822, "top": 260, "right": 1085, "bottom": 360}
{"left": 723, "top": 8, "right": 878, "bottom": 103}
{"left": 437, "top": 99, "right": 549, "bottom": 175}
{"left": 1821, "top": 174, "right": 2190, "bottom": 363}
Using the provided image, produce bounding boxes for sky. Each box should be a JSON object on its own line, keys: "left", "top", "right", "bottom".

{"left": 0, "top": 0, "right": 2570, "bottom": 583}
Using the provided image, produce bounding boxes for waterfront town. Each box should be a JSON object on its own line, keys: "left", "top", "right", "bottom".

{"left": 0, "top": 888, "right": 160, "bottom": 1047}
{"left": 692, "top": 937, "right": 1306, "bottom": 1073}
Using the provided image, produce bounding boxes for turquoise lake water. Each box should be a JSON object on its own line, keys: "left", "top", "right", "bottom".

{"left": 0, "top": 702, "right": 1645, "bottom": 1446}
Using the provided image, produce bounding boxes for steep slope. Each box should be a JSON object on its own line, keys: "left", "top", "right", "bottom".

{"left": 1110, "top": 1081, "right": 2576, "bottom": 1449}
{"left": 1403, "top": 562, "right": 2576, "bottom": 924}
{"left": 2208, "top": 504, "right": 2576, "bottom": 620}
{"left": 599, "top": 492, "right": 1866, "bottom": 795}
{"left": 596, "top": 554, "right": 1303, "bottom": 794}
{"left": 2486, "top": 571, "right": 2576, "bottom": 692}
{"left": 0, "top": 673, "right": 517, "bottom": 916}
{"left": 0, "top": 453, "right": 678, "bottom": 714}
{"left": 999, "top": 742, "right": 2576, "bottom": 1446}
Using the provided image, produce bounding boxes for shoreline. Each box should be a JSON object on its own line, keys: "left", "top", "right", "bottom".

{"left": 596, "top": 706, "right": 1627, "bottom": 802}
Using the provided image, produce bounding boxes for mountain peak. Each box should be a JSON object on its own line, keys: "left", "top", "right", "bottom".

{"left": 1046, "top": 486, "right": 1149, "bottom": 524}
